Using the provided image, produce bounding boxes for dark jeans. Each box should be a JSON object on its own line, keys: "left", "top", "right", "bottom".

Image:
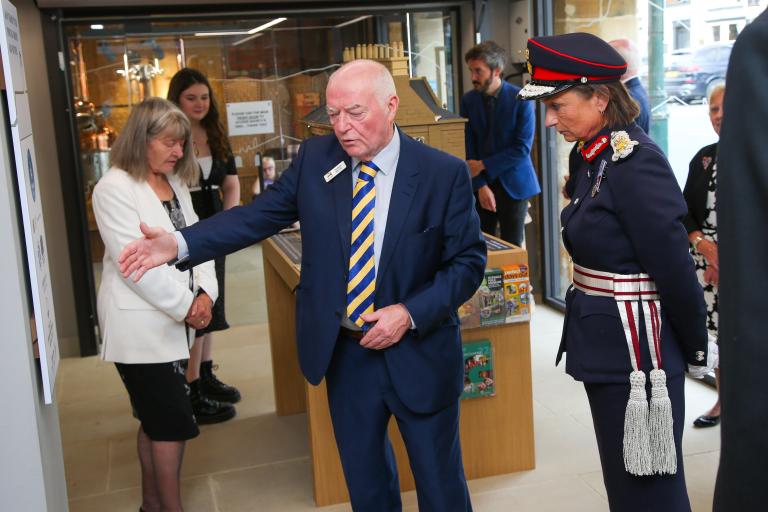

{"left": 476, "top": 180, "right": 529, "bottom": 247}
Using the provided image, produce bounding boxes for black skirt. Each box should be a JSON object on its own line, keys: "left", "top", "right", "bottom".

{"left": 115, "top": 361, "right": 199, "bottom": 441}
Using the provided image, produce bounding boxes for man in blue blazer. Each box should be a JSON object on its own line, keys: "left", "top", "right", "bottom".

{"left": 461, "top": 41, "right": 540, "bottom": 247}
{"left": 119, "top": 59, "right": 486, "bottom": 511}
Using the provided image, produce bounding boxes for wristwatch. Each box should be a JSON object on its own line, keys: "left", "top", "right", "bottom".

{"left": 692, "top": 235, "right": 704, "bottom": 250}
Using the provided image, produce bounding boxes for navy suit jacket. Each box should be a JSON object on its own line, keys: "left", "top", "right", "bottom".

{"left": 715, "top": 9, "right": 768, "bottom": 508}
{"left": 179, "top": 130, "right": 487, "bottom": 413}
{"left": 558, "top": 124, "right": 706, "bottom": 383}
{"left": 625, "top": 76, "right": 651, "bottom": 134}
{"left": 461, "top": 81, "right": 541, "bottom": 200}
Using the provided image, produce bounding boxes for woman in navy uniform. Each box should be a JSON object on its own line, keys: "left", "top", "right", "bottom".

{"left": 518, "top": 33, "right": 715, "bottom": 511}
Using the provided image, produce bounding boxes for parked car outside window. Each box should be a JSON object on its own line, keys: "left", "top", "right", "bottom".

{"left": 664, "top": 43, "right": 731, "bottom": 103}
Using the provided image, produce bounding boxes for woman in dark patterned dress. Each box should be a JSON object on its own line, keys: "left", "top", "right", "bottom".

{"left": 682, "top": 84, "right": 724, "bottom": 428}
{"left": 169, "top": 69, "right": 241, "bottom": 424}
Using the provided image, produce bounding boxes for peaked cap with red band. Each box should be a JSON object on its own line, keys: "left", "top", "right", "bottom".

{"left": 518, "top": 32, "right": 627, "bottom": 100}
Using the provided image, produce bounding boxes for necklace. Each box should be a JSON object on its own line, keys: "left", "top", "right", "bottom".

{"left": 192, "top": 134, "right": 208, "bottom": 158}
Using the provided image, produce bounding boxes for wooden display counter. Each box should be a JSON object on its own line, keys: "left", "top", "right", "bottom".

{"left": 262, "top": 232, "right": 534, "bottom": 506}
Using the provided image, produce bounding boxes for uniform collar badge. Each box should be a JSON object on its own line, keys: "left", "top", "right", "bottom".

{"left": 702, "top": 156, "right": 712, "bottom": 170}
{"left": 581, "top": 135, "right": 609, "bottom": 162}
{"left": 610, "top": 131, "right": 639, "bottom": 162}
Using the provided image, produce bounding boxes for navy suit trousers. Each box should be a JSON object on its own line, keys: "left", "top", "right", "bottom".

{"left": 326, "top": 334, "right": 473, "bottom": 512}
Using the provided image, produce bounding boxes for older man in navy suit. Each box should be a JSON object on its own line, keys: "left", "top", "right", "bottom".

{"left": 461, "top": 41, "right": 540, "bottom": 247}
{"left": 118, "top": 59, "right": 486, "bottom": 512}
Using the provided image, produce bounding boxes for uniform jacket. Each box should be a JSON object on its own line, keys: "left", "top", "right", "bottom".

{"left": 93, "top": 168, "right": 218, "bottom": 364}
{"left": 682, "top": 142, "right": 717, "bottom": 234}
{"left": 624, "top": 76, "right": 651, "bottom": 134}
{"left": 178, "top": 130, "right": 487, "bottom": 413}
{"left": 558, "top": 124, "right": 707, "bottom": 382}
{"left": 461, "top": 81, "right": 541, "bottom": 200}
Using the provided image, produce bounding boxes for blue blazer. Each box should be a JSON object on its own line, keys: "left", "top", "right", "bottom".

{"left": 179, "top": 130, "right": 487, "bottom": 413}
{"left": 461, "top": 81, "right": 541, "bottom": 200}
{"left": 625, "top": 76, "right": 651, "bottom": 134}
{"left": 558, "top": 124, "right": 707, "bottom": 383}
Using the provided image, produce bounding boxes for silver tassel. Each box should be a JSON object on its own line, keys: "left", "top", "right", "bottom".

{"left": 649, "top": 369, "right": 677, "bottom": 474}
{"left": 623, "top": 370, "right": 652, "bottom": 475}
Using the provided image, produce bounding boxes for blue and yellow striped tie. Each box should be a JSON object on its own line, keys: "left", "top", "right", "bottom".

{"left": 347, "top": 161, "right": 378, "bottom": 328}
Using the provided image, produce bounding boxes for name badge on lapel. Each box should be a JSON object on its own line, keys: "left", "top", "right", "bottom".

{"left": 324, "top": 161, "right": 347, "bottom": 183}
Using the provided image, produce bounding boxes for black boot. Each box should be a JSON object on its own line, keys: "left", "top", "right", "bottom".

{"left": 189, "top": 379, "right": 236, "bottom": 424}
{"left": 200, "top": 360, "right": 242, "bottom": 403}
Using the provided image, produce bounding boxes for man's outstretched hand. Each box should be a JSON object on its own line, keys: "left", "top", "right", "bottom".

{"left": 119, "top": 222, "right": 179, "bottom": 282}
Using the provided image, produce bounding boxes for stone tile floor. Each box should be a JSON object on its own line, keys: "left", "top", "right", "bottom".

{"left": 63, "top": 244, "right": 720, "bottom": 511}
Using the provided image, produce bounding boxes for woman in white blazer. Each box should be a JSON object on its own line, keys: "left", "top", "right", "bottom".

{"left": 92, "top": 97, "right": 217, "bottom": 512}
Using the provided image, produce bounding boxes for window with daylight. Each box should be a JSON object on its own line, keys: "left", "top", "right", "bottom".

{"left": 728, "top": 24, "right": 739, "bottom": 40}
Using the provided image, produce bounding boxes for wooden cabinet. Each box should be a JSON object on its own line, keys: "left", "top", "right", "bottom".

{"left": 262, "top": 233, "right": 534, "bottom": 506}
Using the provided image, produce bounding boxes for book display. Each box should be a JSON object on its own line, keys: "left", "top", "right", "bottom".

{"left": 478, "top": 268, "right": 506, "bottom": 327}
{"left": 262, "top": 232, "right": 534, "bottom": 506}
{"left": 460, "top": 263, "right": 532, "bottom": 328}
{"left": 462, "top": 340, "right": 495, "bottom": 400}
{"left": 502, "top": 264, "right": 532, "bottom": 323}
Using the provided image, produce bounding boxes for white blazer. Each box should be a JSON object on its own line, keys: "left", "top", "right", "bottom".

{"left": 92, "top": 167, "right": 218, "bottom": 364}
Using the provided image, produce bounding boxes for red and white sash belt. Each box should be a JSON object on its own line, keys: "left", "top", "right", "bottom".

{"left": 573, "top": 264, "right": 677, "bottom": 476}
{"left": 572, "top": 263, "right": 676, "bottom": 476}
{"left": 573, "top": 265, "right": 659, "bottom": 301}
{"left": 573, "top": 263, "right": 663, "bottom": 372}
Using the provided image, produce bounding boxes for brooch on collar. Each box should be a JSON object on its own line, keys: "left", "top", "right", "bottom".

{"left": 610, "top": 131, "right": 639, "bottom": 162}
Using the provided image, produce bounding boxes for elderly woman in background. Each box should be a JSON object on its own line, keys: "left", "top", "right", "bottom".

{"left": 683, "top": 84, "right": 724, "bottom": 428}
{"left": 518, "top": 33, "right": 714, "bottom": 511}
{"left": 92, "top": 97, "right": 217, "bottom": 512}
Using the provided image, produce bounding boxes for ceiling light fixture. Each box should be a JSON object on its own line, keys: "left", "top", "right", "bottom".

{"left": 247, "top": 17, "right": 288, "bottom": 35}
{"left": 334, "top": 16, "right": 371, "bottom": 29}
{"left": 194, "top": 31, "right": 250, "bottom": 37}
{"left": 232, "top": 33, "right": 264, "bottom": 47}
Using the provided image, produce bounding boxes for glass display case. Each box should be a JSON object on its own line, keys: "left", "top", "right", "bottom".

{"left": 63, "top": 9, "right": 459, "bottom": 265}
